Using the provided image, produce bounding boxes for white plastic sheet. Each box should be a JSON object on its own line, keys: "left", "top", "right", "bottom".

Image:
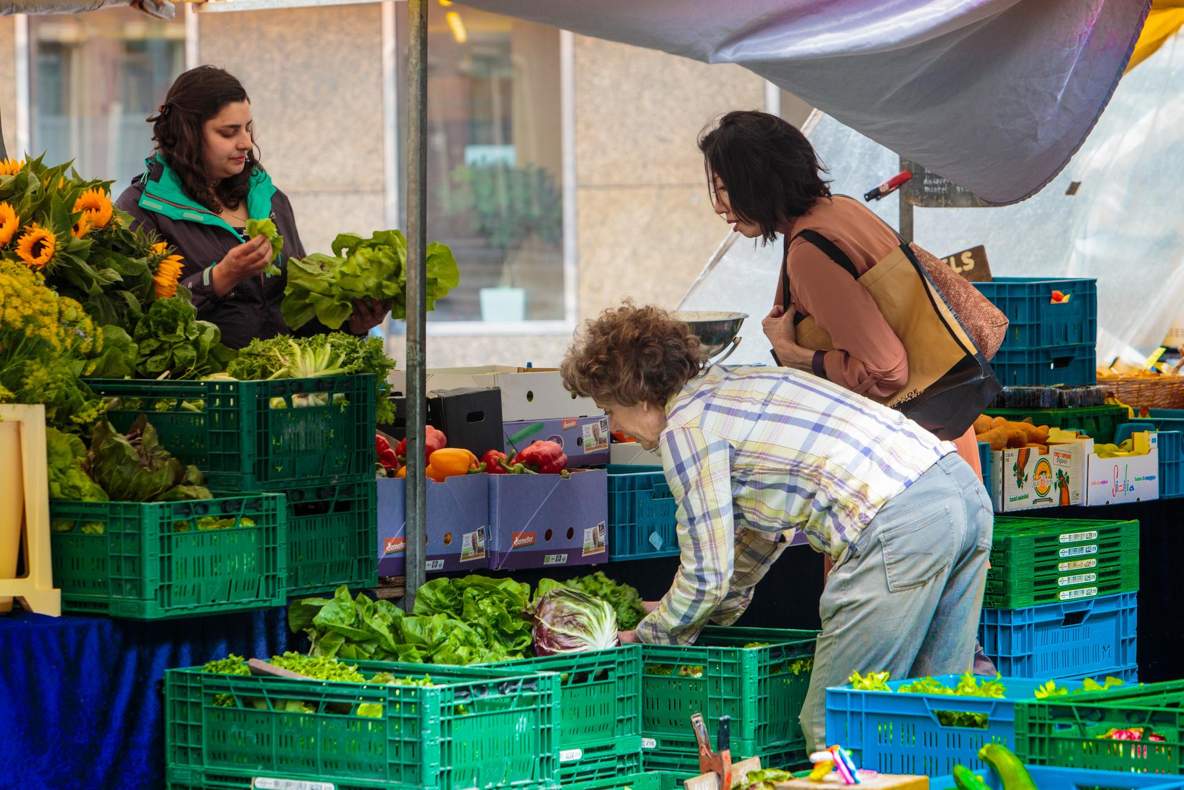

{"left": 681, "top": 29, "right": 1184, "bottom": 366}
{"left": 457, "top": 0, "right": 1149, "bottom": 205}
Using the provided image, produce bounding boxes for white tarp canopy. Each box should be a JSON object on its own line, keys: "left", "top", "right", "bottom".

{"left": 458, "top": 0, "right": 1149, "bottom": 206}
{"left": 680, "top": 27, "right": 1184, "bottom": 367}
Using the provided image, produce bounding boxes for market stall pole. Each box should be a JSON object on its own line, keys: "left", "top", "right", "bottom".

{"left": 403, "top": 0, "right": 428, "bottom": 611}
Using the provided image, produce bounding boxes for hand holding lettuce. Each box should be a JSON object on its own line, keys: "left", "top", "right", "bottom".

{"left": 244, "top": 218, "right": 283, "bottom": 277}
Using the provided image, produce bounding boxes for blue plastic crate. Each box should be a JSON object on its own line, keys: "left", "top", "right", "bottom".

{"left": 607, "top": 465, "right": 678, "bottom": 561}
{"left": 1121, "top": 424, "right": 1184, "bottom": 499}
{"left": 932, "top": 765, "right": 1184, "bottom": 790}
{"left": 825, "top": 675, "right": 1092, "bottom": 778}
{"left": 990, "top": 343, "right": 1096, "bottom": 387}
{"left": 974, "top": 277, "right": 1097, "bottom": 350}
{"left": 978, "top": 441, "right": 991, "bottom": 486}
{"left": 980, "top": 592, "right": 1138, "bottom": 680}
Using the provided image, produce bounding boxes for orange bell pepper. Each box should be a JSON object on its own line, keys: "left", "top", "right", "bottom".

{"left": 426, "top": 447, "right": 480, "bottom": 481}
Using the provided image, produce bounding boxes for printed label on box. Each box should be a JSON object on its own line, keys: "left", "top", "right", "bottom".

{"left": 582, "top": 522, "right": 607, "bottom": 557}
{"left": 648, "top": 530, "right": 665, "bottom": 551}
{"left": 1058, "top": 573, "right": 1097, "bottom": 587}
{"left": 512, "top": 531, "right": 536, "bottom": 549}
{"left": 543, "top": 553, "right": 569, "bottom": 566}
{"left": 641, "top": 738, "right": 657, "bottom": 750}
{"left": 1058, "top": 558, "right": 1097, "bottom": 572}
{"left": 253, "top": 778, "right": 334, "bottom": 790}
{"left": 1060, "top": 530, "right": 1098, "bottom": 543}
{"left": 562, "top": 418, "right": 579, "bottom": 430}
{"left": 383, "top": 536, "right": 406, "bottom": 557}
{"left": 582, "top": 418, "right": 610, "bottom": 453}
{"left": 1059, "top": 586, "right": 1098, "bottom": 601}
{"left": 460, "top": 528, "right": 487, "bottom": 563}
{"left": 425, "top": 559, "right": 444, "bottom": 572}
{"left": 1059, "top": 544, "right": 1098, "bottom": 558}
{"left": 559, "top": 749, "right": 584, "bottom": 763}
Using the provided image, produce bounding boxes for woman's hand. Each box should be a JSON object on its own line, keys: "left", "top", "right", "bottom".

{"left": 348, "top": 297, "right": 390, "bottom": 334}
{"left": 211, "top": 235, "right": 273, "bottom": 297}
{"left": 763, "top": 304, "right": 814, "bottom": 369}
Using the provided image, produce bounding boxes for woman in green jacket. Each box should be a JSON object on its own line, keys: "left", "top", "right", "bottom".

{"left": 116, "top": 65, "right": 385, "bottom": 348}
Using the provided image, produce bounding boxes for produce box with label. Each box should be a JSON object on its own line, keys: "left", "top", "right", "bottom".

{"left": 488, "top": 468, "right": 609, "bottom": 570}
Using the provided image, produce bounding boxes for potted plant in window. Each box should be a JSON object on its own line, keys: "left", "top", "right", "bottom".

{"left": 446, "top": 162, "right": 562, "bottom": 322}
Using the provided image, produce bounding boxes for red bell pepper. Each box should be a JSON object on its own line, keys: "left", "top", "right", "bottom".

{"left": 396, "top": 425, "right": 447, "bottom": 464}
{"left": 375, "top": 434, "right": 400, "bottom": 474}
{"left": 512, "top": 440, "right": 568, "bottom": 474}
{"left": 482, "top": 449, "right": 510, "bottom": 474}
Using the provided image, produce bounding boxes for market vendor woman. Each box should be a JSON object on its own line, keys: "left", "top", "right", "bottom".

{"left": 116, "top": 65, "right": 386, "bottom": 349}
{"left": 561, "top": 304, "right": 993, "bottom": 751}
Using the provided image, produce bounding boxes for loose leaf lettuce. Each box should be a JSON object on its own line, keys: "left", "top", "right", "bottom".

{"left": 245, "top": 218, "right": 283, "bottom": 277}
{"left": 87, "top": 416, "right": 211, "bottom": 501}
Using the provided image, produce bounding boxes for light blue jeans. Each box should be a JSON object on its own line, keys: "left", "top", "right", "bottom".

{"left": 800, "top": 453, "right": 994, "bottom": 751}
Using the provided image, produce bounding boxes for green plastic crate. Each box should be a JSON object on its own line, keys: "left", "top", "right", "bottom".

{"left": 479, "top": 646, "right": 642, "bottom": 787}
{"left": 984, "top": 405, "right": 1128, "bottom": 443}
{"left": 87, "top": 374, "right": 376, "bottom": 490}
{"left": 164, "top": 660, "right": 562, "bottom": 789}
{"left": 278, "top": 476, "right": 377, "bottom": 596}
{"left": 593, "top": 771, "right": 687, "bottom": 790}
{"left": 986, "top": 517, "right": 1140, "bottom": 608}
{"left": 50, "top": 494, "right": 286, "bottom": 620}
{"left": 1016, "top": 680, "right": 1184, "bottom": 775}
{"left": 641, "top": 626, "right": 817, "bottom": 768}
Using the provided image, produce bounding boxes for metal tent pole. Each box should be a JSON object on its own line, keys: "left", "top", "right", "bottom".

{"left": 403, "top": 0, "right": 428, "bottom": 612}
{"left": 898, "top": 155, "right": 914, "bottom": 243}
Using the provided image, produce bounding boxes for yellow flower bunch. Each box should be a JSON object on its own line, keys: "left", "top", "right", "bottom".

{"left": 151, "top": 240, "right": 185, "bottom": 298}
{"left": 0, "top": 202, "right": 17, "bottom": 246}
{"left": 0, "top": 259, "right": 64, "bottom": 351}
{"left": 0, "top": 159, "right": 25, "bottom": 177}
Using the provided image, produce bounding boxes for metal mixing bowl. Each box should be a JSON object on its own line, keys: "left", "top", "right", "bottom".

{"left": 671, "top": 310, "right": 748, "bottom": 361}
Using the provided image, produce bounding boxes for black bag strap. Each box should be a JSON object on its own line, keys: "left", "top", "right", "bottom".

{"left": 779, "top": 228, "right": 860, "bottom": 326}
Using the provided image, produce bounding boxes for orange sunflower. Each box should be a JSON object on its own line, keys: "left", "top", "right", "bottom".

{"left": 15, "top": 224, "right": 56, "bottom": 269}
{"left": 74, "top": 188, "right": 114, "bottom": 230}
{"left": 152, "top": 242, "right": 185, "bottom": 298}
{"left": 0, "top": 202, "right": 17, "bottom": 246}
{"left": 0, "top": 159, "right": 25, "bottom": 177}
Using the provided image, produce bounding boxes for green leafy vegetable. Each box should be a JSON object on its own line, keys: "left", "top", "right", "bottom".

{"left": 133, "top": 296, "right": 233, "bottom": 379}
{"left": 84, "top": 325, "right": 138, "bottom": 379}
{"left": 532, "top": 587, "right": 619, "bottom": 656}
{"left": 45, "top": 427, "right": 107, "bottom": 502}
{"left": 848, "top": 671, "right": 891, "bottom": 691}
{"left": 245, "top": 218, "right": 283, "bottom": 277}
{"left": 733, "top": 769, "right": 795, "bottom": 790}
{"left": 281, "top": 229, "right": 459, "bottom": 331}
{"left": 414, "top": 575, "right": 533, "bottom": 658}
{"left": 226, "top": 333, "right": 397, "bottom": 423}
{"left": 87, "top": 416, "right": 211, "bottom": 501}
{"left": 538, "top": 571, "right": 647, "bottom": 630}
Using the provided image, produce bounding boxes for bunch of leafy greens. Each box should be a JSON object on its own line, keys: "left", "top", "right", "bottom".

{"left": 45, "top": 427, "right": 107, "bottom": 502}
{"left": 87, "top": 416, "right": 211, "bottom": 501}
{"left": 289, "top": 585, "right": 523, "bottom": 666}
{"left": 536, "top": 571, "right": 646, "bottom": 630}
{"left": 532, "top": 587, "right": 619, "bottom": 656}
{"left": 133, "top": 296, "right": 233, "bottom": 379}
{"left": 84, "top": 325, "right": 138, "bottom": 379}
{"left": 281, "top": 230, "right": 459, "bottom": 331}
{"left": 245, "top": 218, "right": 283, "bottom": 277}
{"left": 226, "top": 333, "right": 397, "bottom": 423}
{"left": 1034, "top": 676, "right": 1126, "bottom": 699}
{"left": 414, "top": 576, "right": 534, "bottom": 657}
{"left": 733, "top": 769, "right": 796, "bottom": 790}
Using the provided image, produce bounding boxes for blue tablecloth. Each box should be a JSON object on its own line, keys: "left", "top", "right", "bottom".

{"left": 0, "top": 607, "right": 292, "bottom": 790}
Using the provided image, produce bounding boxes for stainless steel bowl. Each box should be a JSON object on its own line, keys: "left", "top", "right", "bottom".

{"left": 671, "top": 310, "right": 748, "bottom": 362}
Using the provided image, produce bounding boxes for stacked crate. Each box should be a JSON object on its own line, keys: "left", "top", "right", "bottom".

{"left": 980, "top": 516, "right": 1139, "bottom": 681}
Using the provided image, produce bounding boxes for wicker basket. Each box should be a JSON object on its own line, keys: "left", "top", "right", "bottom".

{"left": 1098, "top": 373, "right": 1184, "bottom": 409}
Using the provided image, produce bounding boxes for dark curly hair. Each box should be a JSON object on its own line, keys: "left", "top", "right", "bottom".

{"left": 561, "top": 304, "right": 705, "bottom": 407}
{"left": 147, "top": 65, "right": 261, "bottom": 212}
{"left": 698, "top": 110, "right": 831, "bottom": 243}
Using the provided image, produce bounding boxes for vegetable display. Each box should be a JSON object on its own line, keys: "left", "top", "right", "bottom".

{"left": 531, "top": 587, "right": 619, "bottom": 656}
{"left": 46, "top": 427, "right": 107, "bottom": 502}
{"left": 87, "top": 416, "right": 211, "bottom": 502}
{"left": 291, "top": 573, "right": 647, "bottom": 665}
{"left": 245, "top": 217, "right": 283, "bottom": 277}
{"left": 732, "top": 768, "right": 795, "bottom": 790}
{"left": 536, "top": 571, "right": 647, "bottom": 631}
{"left": 133, "top": 296, "right": 232, "bottom": 380}
{"left": 512, "top": 439, "right": 568, "bottom": 474}
{"left": 282, "top": 229, "right": 459, "bottom": 331}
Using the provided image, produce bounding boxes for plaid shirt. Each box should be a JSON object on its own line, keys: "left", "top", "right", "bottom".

{"left": 636, "top": 365, "right": 952, "bottom": 645}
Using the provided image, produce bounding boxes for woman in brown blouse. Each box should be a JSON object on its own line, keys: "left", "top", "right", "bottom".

{"left": 698, "top": 110, "right": 982, "bottom": 475}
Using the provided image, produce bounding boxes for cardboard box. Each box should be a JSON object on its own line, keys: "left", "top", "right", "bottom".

{"left": 390, "top": 365, "right": 602, "bottom": 421}
{"left": 990, "top": 442, "right": 1086, "bottom": 512}
{"left": 375, "top": 474, "right": 490, "bottom": 576}
{"left": 1084, "top": 432, "right": 1159, "bottom": 506}
{"left": 609, "top": 442, "right": 664, "bottom": 467}
{"left": 503, "top": 416, "right": 610, "bottom": 468}
{"left": 488, "top": 468, "right": 608, "bottom": 570}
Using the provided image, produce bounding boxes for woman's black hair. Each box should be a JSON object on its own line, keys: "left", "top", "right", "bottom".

{"left": 146, "top": 65, "right": 262, "bottom": 212}
{"left": 698, "top": 110, "right": 831, "bottom": 242}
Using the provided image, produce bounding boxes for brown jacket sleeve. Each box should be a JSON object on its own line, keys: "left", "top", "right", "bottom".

{"left": 788, "top": 239, "right": 909, "bottom": 400}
